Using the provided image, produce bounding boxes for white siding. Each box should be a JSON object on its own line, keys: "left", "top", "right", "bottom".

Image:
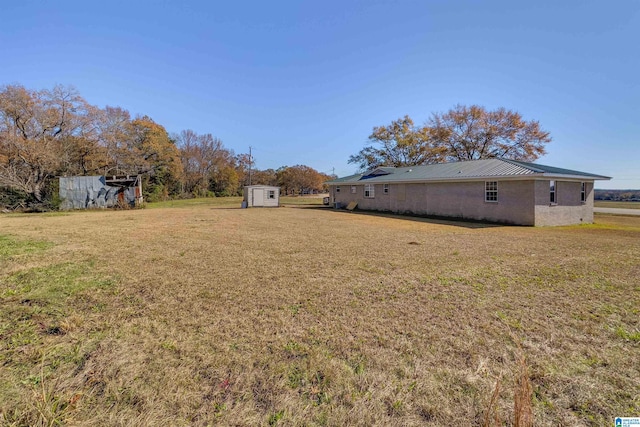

{"left": 244, "top": 186, "right": 280, "bottom": 207}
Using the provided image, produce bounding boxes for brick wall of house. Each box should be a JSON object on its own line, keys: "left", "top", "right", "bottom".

{"left": 331, "top": 179, "right": 595, "bottom": 226}
{"left": 332, "top": 180, "right": 535, "bottom": 225}
{"left": 533, "top": 180, "right": 594, "bottom": 226}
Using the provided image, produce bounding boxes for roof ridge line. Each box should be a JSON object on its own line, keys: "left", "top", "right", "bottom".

{"left": 498, "top": 158, "right": 545, "bottom": 173}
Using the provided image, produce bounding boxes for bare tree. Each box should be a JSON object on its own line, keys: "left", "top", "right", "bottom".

{"left": 349, "top": 107, "right": 552, "bottom": 171}
{"left": 0, "top": 84, "right": 90, "bottom": 201}
{"left": 177, "top": 129, "right": 231, "bottom": 195}
{"left": 348, "top": 115, "right": 446, "bottom": 170}
{"left": 94, "top": 106, "right": 135, "bottom": 176}
{"left": 429, "top": 105, "right": 551, "bottom": 162}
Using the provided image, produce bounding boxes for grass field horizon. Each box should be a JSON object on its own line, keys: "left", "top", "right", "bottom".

{"left": 594, "top": 200, "right": 640, "bottom": 210}
{"left": 1, "top": 198, "right": 638, "bottom": 426}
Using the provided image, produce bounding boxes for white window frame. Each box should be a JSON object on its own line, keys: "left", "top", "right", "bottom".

{"left": 364, "top": 184, "right": 375, "bottom": 198}
{"left": 580, "top": 182, "right": 586, "bottom": 203}
{"left": 351, "top": 185, "right": 356, "bottom": 194}
{"left": 550, "top": 180, "right": 557, "bottom": 204}
{"left": 268, "top": 190, "right": 275, "bottom": 199}
{"left": 383, "top": 184, "right": 389, "bottom": 194}
{"left": 336, "top": 186, "right": 340, "bottom": 193}
{"left": 485, "top": 181, "right": 498, "bottom": 202}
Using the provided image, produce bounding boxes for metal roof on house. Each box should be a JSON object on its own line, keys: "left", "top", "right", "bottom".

{"left": 326, "top": 158, "right": 611, "bottom": 185}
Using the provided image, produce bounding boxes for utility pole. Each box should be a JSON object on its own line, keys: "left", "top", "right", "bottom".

{"left": 248, "top": 146, "right": 252, "bottom": 186}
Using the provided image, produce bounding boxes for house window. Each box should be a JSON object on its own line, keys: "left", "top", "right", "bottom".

{"left": 351, "top": 186, "right": 356, "bottom": 194}
{"left": 336, "top": 186, "right": 340, "bottom": 193}
{"left": 550, "top": 180, "right": 556, "bottom": 204}
{"left": 383, "top": 184, "right": 389, "bottom": 194}
{"left": 485, "top": 181, "right": 498, "bottom": 202}
{"left": 580, "top": 182, "right": 586, "bottom": 203}
{"left": 268, "top": 190, "right": 275, "bottom": 199}
{"left": 364, "top": 184, "right": 375, "bottom": 198}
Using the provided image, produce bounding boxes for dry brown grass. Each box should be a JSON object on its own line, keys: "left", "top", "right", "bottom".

{"left": 513, "top": 354, "right": 533, "bottom": 427}
{"left": 482, "top": 379, "right": 502, "bottom": 427}
{"left": 595, "top": 201, "right": 640, "bottom": 210}
{"left": 1, "top": 202, "right": 639, "bottom": 426}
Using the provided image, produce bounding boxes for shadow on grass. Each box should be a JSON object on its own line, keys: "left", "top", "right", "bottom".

{"left": 294, "top": 205, "right": 510, "bottom": 229}
{"left": 207, "top": 203, "right": 514, "bottom": 229}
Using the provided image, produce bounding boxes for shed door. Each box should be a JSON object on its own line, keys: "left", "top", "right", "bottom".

{"left": 253, "top": 189, "right": 264, "bottom": 206}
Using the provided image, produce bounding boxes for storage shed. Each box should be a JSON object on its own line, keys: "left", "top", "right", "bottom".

{"left": 243, "top": 185, "right": 280, "bottom": 207}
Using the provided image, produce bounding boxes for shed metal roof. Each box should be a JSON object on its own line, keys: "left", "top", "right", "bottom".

{"left": 326, "top": 158, "right": 610, "bottom": 185}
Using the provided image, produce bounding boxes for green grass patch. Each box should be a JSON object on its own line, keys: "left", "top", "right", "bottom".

{"left": 1, "top": 261, "right": 116, "bottom": 353}
{"left": 616, "top": 326, "right": 640, "bottom": 342}
{"left": 145, "top": 196, "right": 243, "bottom": 209}
{"left": 0, "top": 235, "right": 53, "bottom": 260}
{"left": 2, "top": 261, "right": 114, "bottom": 302}
{"left": 1, "top": 260, "right": 117, "bottom": 425}
{"left": 1, "top": 260, "right": 116, "bottom": 354}
{"left": 268, "top": 409, "right": 285, "bottom": 426}
{"left": 1, "top": 211, "right": 72, "bottom": 218}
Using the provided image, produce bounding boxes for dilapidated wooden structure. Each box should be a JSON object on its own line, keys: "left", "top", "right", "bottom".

{"left": 59, "top": 175, "right": 143, "bottom": 209}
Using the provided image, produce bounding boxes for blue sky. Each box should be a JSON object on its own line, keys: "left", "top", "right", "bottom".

{"left": 2, "top": 0, "right": 638, "bottom": 189}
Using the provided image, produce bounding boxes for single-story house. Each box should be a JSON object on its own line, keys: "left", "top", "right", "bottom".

{"left": 326, "top": 158, "right": 610, "bottom": 226}
{"left": 59, "top": 175, "right": 143, "bottom": 209}
{"left": 243, "top": 185, "right": 280, "bottom": 207}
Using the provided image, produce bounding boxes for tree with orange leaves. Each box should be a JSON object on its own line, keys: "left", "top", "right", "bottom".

{"left": 429, "top": 104, "right": 551, "bottom": 162}
{"left": 349, "top": 106, "right": 551, "bottom": 171}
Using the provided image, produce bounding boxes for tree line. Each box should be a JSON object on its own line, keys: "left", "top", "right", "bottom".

{"left": 1, "top": 84, "right": 556, "bottom": 209}
{"left": 0, "top": 84, "right": 333, "bottom": 209}
{"left": 595, "top": 189, "right": 640, "bottom": 201}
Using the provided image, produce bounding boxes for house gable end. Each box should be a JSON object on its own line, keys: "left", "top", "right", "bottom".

{"left": 363, "top": 167, "right": 395, "bottom": 179}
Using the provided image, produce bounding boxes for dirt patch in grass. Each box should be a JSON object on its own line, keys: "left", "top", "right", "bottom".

{"left": 1, "top": 203, "right": 638, "bottom": 425}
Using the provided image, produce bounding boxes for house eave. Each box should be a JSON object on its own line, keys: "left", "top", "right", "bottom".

{"left": 327, "top": 173, "right": 610, "bottom": 186}
{"left": 538, "top": 173, "right": 611, "bottom": 181}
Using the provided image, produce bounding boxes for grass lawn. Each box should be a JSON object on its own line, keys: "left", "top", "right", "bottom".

{"left": 1, "top": 199, "right": 639, "bottom": 426}
{"left": 146, "top": 195, "right": 326, "bottom": 209}
{"left": 595, "top": 201, "right": 640, "bottom": 209}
